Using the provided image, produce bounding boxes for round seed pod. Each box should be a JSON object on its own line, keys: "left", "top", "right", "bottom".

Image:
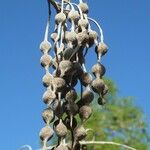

{"left": 77, "top": 32, "right": 89, "bottom": 46}
{"left": 42, "top": 90, "right": 56, "bottom": 104}
{"left": 88, "top": 30, "right": 98, "bottom": 47}
{"left": 42, "top": 73, "right": 53, "bottom": 87}
{"left": 80, "top": 72, "right": 93, "bottom": 87}
{"left": 102, "top": 84, "right": 109, "bottom": 96}
{"left": 78, "top": 19, "right": 89, "bottom": 30}
{"left": 42, "top": 108, "right": 55, "bottom": 124}
{"left": 39, "top": 126, "right": 54, "bottom": 141}
{"left": 65, "top": 89, "right": 77, "bottom": 102}
{"left": 68, "top": 10, "right": 80, "bottom": 22}
{"left": 79, "top": 105, "right": 92, "bottom": 121}
{"left": 64, "top": 116, "right": 77, "bottom": 130}
{"left": 59, "top": 60, "right": 73, "bottom": 76}
{"left": 92, "top": 63, "right": 106, "bottom": 78}
{"left": 55, "top": 12, "right": 66, "bottom": 24}
{"left": 78, "top": 2, "right": 89, "bottom": 14}
{"left": 40, "top": 54, "right": 52, "bottom": 67}
{"left": 74, "top": 125, "right": 87, "bottom": 141}
{"left": 63, "top": 74, "right": 78, "bottom": 87}
{"left": 73, "top": 62, "right": 83, "bottom": 76}
{"left": 55, "top": 119, "right": 68, "bottom": 138}
{"left": 52, "top": 77, "right": 66, "bottom": 92}
{"left": 97, "top": 97, "right": 106, "bottom": 105}
{"left": 95, "top": 42, "right": 108, "bottom": 56}
{"left": 40, "top": 41, "right": 52, "bottom": 53}
{"left": 51, "top": 32, "right": 58, "bottom": 42}
{"left": 55, "top": 144, "right": 69, "bottom": 150}
{"left": 66, "top": 101, "right": 79, "bottom": 116}
{"left": 82, "top": 87, "right": 94, "bottom": 104}
{"left": 65, "top": 31, "right": 77, "bottom": 44}
{"left": 91, "top": 78, "right": 105, "bottom": 94}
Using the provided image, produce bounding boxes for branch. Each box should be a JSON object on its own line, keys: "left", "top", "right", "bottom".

{"left": 48, "top": 0, "right": 61, "bottom": 13}
{"left": 80, "top": 141, "right": 137, "bottom": 150}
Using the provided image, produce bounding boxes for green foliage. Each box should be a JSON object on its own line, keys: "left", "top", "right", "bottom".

{"left": 84, "top": 79, "right": 150, "bottom": 150}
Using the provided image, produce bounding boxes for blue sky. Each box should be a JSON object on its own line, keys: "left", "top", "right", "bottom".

{"left": 0, "top": 0, "right": 150, "bottom": 149}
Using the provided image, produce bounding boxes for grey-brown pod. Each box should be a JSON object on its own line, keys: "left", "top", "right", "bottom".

{"left": 40, "top": 41, "right": 52, "bottom": 53}
{"left": 79, "top": 105, "right": 92, "bottom": 121}
{"left": 65, "top": 89, "right": 77, "bottom": 102}
{"left": 55, "top": 12, "right": 66, "bottom": 24}
{"left": 95, "top": 42, "right": 108, "bottom": 56}
{"left": 88, "top": 30, "right": 98, "bottom": 47}
{"left": 68, "top": 10, "right": 80, "bottom": 22}
{"left": 52, "top": 77, "right": 66, "bottom": 92}
{"left": 65, "top": 31, "right": 77, "bottom": 44}
{"left": 66, "top": 101, "right": 79, "bottom": 116}
{"left": 42, "top": 73, "right": 53, "bottom": 87}
{"left": 102, "top": 84, "right": 109, "bottom": 96}
{"left": 74, "top": 125, "right": 87, "bottom": 141}
{"left": 55, "top": 119, "right": 68, "bottom": 138}
{"left": 63, "top": 47, "right": 74, "bottom": 60}
{"left": 40, "top": 54, "right": 52, "bottom": 67}
{"left": 42, "top": 90, "right": 56, "bottom": 104}
{"left": 77, "top": 32, "right": 89, "bottom": 46}
{"left": 73, "top": 61, "right": 83, "bottom": 76}
{"left": 82, "top": 87, "right": 94, "bottom": 104}
{"left": 97, "top": 96, "right": 106, "bottom": 105}
{"left": 78, "top": 2, "right": 89, "bottom": 14}
{"left": 91, "top": 78, "right": 105, "bottom": 94}
{"left": 64, "top": 116, "right": 77, "bottom": 130}
{"left": 51, "top": 32, "right": 58, "bottom": 42}
{"left": 78, "top": 19, "right": 89, "bottom": 30}
{"left": 80, "top": 72, "right": 93, "bottom": 87}
{"left": 55, "top": 144, "right": 69, "bottom": 150}
{"left": 42, "top": 108, "right": 55, "bottom": 124}
{"left": 92, "top": 63, "right": 106, "bottom": 78}
{"left": 39, "top": 126, "right": 54, "bottom": 141}
{"left": 59, "top": 60, "right": 73, "bottom": 76}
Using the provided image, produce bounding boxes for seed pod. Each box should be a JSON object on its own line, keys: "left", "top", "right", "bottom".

{"left": 40, "top": 54, "right": 52, "bottom": 67}
{"left": 82, "top": 87, "right": 94, "bottom": 104}
{"left": 42, "top": 73, "right": 53, "bottom": 87}
{"left": 92, "top": 63, "right": 106, "bottom": 78}
{"left": 42, "top": 90, "right": 56, "bottom": 104}
{"left": 95, "top": 42, "right": 108, "bottom": 57}
{"left": 97, "top": 97, "right": 106, "bottom": 105}
{"left": 88, "top": 30, "right": 98, "bottom": 47}
{"left": 63, "top": 47, "right": 74, "bottom": 60}
{"left": 68, "top": 10, "right": 80, "bottom": 22}
{"left": 55, "top": 144, "right": 69, "bottom": 150}
{"left": 59, "top": 60, "right": 73, "bottom": 76}
{"left": 51, "top": 32, "right": 58, "bottom": 42}
{"left": 79, "top": 105, "right": 92, "bottom": 121}
{"left": 91, "top": 78, "right": 105, "bottom": 94}
{"left": 55, "top": 12, "right": 66, "bottom": 24}
{"left": 65, "top": 31, "right": 77, "bottom": 44}
{"left": 78, "top": 19, "right": 89, "bottom": 30}
{"left": 78, "top": 2, "right": 89, "bottom": 14}
{"left": 73, "top": 62, "right": 83, "bottom": 76}
{"left": 74, "top": 125, "right": 87, "bottom": 141}
{"left": 39, "top": 126, "right": 54, "bottom": 141}
{"left": 77, "top": 32, "right": 89, "bottom": 46}
{"left": 55, "top": 119, "right": 68, "bottom": 138}
{"left": 52, "top": 77, "right": 66, "bottom": 92}
{"left": 40, "top": 41, "right": 51, "bottom": 53}
{"left": 102, "top": 84, "right": 109, "bottom": 96}
{"left": 80, "top": 72, "right": 93, "bottom": 87}
{"left": 65, "top": 89, "right": 77, "bottom": 102}
{"left": 66, "top": 101, "right": 79, "bottom": 116}
{"left": 64, "top": 116, "right": 77, "bottom": 130}
{"left": 42, "top": 108, "right": 55, "bottom": 124}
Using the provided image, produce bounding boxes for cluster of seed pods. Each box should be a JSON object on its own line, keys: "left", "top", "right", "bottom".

{"left": 39, "top": 0, "right": 108, "bottom": 150}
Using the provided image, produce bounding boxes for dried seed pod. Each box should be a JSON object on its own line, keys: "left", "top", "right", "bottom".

{"left": 65, "top": 31, "right": 77, "bottom": 44}
{"left": 77, "top": 32, "right": 89, "bottom": 46}
{"left": 66, "top": 101, "right": 79, "bottom": 116}
{"left": 97, "top": 97, "right": 106, "bottom": 105}
{"left": 102, "top": 84, "right": 109, "bottom": 96}
{"left": 73, "top": 61, "right": 83, "bottom": 76}
{"left": 95, "top": 42, "right": 108, "bottom": 57}
{"left": 82, "top": 87, "right": 94, "bottom": 104}
{"left": 52, "top": 77, "right": 66, "bottom": 92}
{"left": 78, "top": 2, "right": 89, "bottom": 14}
{"left": 92, "top": 63, "right": 106, "bottom": 78}
{"left": 55, "top": 119, "right": 68, "bottom": 138}
{"left": 78, "top": 19, "right": 89, "bottom": 30}
{"left": 51, "top": 32, "right": 58, "bottom": 42}
{"left": 55, "top": 144, "right": 69, "bottom": 150}
{"left": 42, "top": 72, "right": 53, "bottom": 87}
{"left": 59, "top": 60, "right": 73, "bottom": 76}
{"left": 79, "top": 105, "right": 92, "bottom": 121}
{"left": 65, "top": 89, "right": 77, "bottom": 102}
{"left": 80, "top": 72, "right": 93, "bottom": 87}
{"left": 40, "top": 41, "right": 52, "bottom": 53}
{"left": 42, "top": 108, "right": 55, "bottom": 124}
{"left": 40, "top": 54, "right": 52, "bottom": 67}
{"left": 68, "top": 10, "right": 80, "bottom": 22}
{"left": 42, "top": 90, "right": 56, "bottom": 104}
{"left": 39, "top": 126, "right": 54, "bottom": 141}
{"left": 63, "top": 47, "right": 74, "bottom": 60}
{"left": 74, "top": 125, "right": 87, "bottom": 141}
{"left": 55, "top": 12, "right": 66, "bottom": 24}
{"left": 88, "top": 29, "right": 98, "bottom": 47}
{"left": 64, "top": 116, "right": 77, "bottom": 130}
{"left": 91, "top": 78, "right": 105, "bottom": 94}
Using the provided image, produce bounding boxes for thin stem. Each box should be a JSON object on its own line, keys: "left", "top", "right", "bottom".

{"left": 88, "top": 17, "right": 104, "bottom": 43}
{"left": 71, "top": 2, "right": 83, "bottom": 19}
{"left": 61, "top": 0, "right": 64, "bottom": 12}
{"left": 80, "top": 141, "right": 137, "bottom": 150}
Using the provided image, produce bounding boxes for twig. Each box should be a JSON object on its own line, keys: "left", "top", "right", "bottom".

{"left": 80, "top": 141, "right": 137, "bottom": 150}
{"left": 48, "top": 0, "right": 61, "bottom": 13}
